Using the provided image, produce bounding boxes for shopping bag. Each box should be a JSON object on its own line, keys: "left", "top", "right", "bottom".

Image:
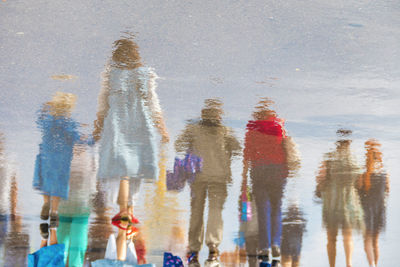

{"left": 163, "top": 252, "right": 184, "bottom": 267}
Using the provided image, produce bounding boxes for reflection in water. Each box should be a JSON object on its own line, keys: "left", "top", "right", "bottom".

{"left": 4, "top": 175, "right": 29, "bottom": 267}
{"left": 30, "top": 92, "right": 86, "bottom": 266}
{"left": 57, "top": 144, "right": 96, "bottom": 266}
{"left": 86, "top": 182, "right": 114, "bottom": 263}
{"left": 92, "top": 36, "right": 168, "bottom": 266}
{"left": 281, "top": 205, "right": 306, "bottom": 267}
{"left": 32, "top": 92, "right": 82, "bottom": 225}
{"left": 175, "top": 99, "right": 241, "bottom": 266}
{"left": 143, "top": 147, "right": 187, "bottom": 260}
{"left": 93, "top": 37, "right": 169, "bottom": 180}
{"left": 0, "top": 140, "right": 29, "bottom": 266}
{"left": 0, "top": 133, "right": 8, "bottom": 266}
{"left": 238, "top": 191, "right": 258, "bottom": 267}
{"left": 357, "top": 139, "right": 389, "bottom": 267}
{"left": 243, "top": 98, "right": 300, "bottom": 266}
{"left": 315, "top": 129, "right": 364, "bottom": 267}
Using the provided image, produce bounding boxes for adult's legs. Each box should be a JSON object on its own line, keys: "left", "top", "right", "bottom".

{"left": 269, "top": 190, "right": 283, "bottom": 251}
{"left": 267, "top": 167, "right": 286, "bottom": 254}
{"left": 373, "top": 232, "right": 380, "bottom": 266}
{"left": 205, "top": 182, "right": 227, "bottom": 250}
{"left": 116, "top": 228, "right": 127, "bottom": 260}
{"left": 342, "top": 228, "right": 353, "bottom": 267}
{"left": 253, "top": 183, "right": 271, "bottom": 251}
{"left": 364, "top": 232, "right": 374, "bottom": 266}
{"left": 326, "top": 227, "right": 338, "bottom": 267}
{"left": 188, "top": 181, "right": 207, "bottom": 252}
{"left": 117, "top": 178, "right": 130, "bottom": 211}
{"left": 116, "top": 178, "right": 131, "bottom": 260}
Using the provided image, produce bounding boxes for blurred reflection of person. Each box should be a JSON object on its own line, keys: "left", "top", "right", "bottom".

{"left": 56, "top": 144, "right": 97, "bottom": 266}
{"left": 33, "top": 92, "right": 83, "bottom": 226}
{"left": 175, "top": 99, "right": 241, "bottom": 267}
{"left": 315, "top": 129, "right": 364, "bottom": 267}
{"left": 357, "top": 139, "right": 389, "bottom": 267}
{"left": 85, "top": 182, "right": 114, "bottom": 262}
{"left": 0, "top": 133, "right": 9, "bottom": 265}
{"left": 5, "top": 175, "right": 30, "bottom": 267}
{"left": 92, "top": 36, "right": 168, "bottom": 263}
{"left": 240, "top": 202, "right": 259, "bottom": 267}
{"left": 280, "top": 204, "right": 306, "bottom": 267}
{"left": 242, "top": 98, "right": 300, "bottom": 265}
{"left": 28, "top": 220, "right": 64, "bottom": 267}
{"left": 238, "top": 159, "right": 259, "bottom": 267}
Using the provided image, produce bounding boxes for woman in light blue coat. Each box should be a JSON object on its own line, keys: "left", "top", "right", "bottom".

{"left": 93, "top": 38, "right": 169, "bottom": 262}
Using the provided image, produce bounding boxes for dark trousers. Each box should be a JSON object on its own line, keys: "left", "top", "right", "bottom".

{"left": 251, "top": 164, "right": 287, "bottom": 250}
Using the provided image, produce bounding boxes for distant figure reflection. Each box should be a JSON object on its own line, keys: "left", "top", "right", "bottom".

{"left": 357, "top": 139, "right": 389, "bottom": 267}
{"left": 0, "top": 133, "right": 9, "bottom": 265}
{"left": 6, "top": 175, "right": 30, "bottom": 267}
{"left": 92, "top": 36, "right": 168, "bottom": 265}
{"left": 280, "top": 204, "right": 306, "bottom": 267}
{"left": 175, "top": 99, "right": 241, "bottom": 267}
{"left": 315, "top": 129, "right": 364, "bottom": 267}
{"left": 243, "top": 98, "right": 299, "bottom": 266}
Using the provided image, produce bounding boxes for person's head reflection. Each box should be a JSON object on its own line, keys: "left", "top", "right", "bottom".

{"left": 112, "top": 38, "right": 143, "bottom": 69}
{"left": 44, "top": 91, "right": 77, "bottom": 117}
{"left": 200, "top": 99, "right": 224, "bottom": 126}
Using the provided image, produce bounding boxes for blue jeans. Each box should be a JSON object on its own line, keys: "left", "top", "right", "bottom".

{"left": 251, "top": 164, "right": 287, "bottom": 250}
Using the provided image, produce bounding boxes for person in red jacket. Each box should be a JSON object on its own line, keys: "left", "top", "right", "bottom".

{"left": 242, "top": 98, "right": 300, "bottom": 265}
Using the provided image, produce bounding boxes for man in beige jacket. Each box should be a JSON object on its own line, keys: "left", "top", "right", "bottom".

{"left": 175, "top": 99, "right": 241, "bottom": 267}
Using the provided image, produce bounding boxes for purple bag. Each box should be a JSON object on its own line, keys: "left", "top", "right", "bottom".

{"left": 163, "top": 252, "right": 183, "bottom": 267}
{"left": 166, "top": 158, "right": 185, "bottom": 191}
{"left": 183, "top": 153, "right": 202, "bottom": 185}
{"left": 166, "top": 153, "right": 202, "bottom": 191}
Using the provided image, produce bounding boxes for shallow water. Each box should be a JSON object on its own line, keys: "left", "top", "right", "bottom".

{"left": 1, "top": 0, "right": 399, "bottom": 266}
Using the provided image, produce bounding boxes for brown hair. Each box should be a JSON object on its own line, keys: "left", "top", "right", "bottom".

{"left": 112, "top": 39, "right": 143, "bottom": 69}
{"left": 359, "top": 139, "right": 383, "bottom": 192}
{"left": 252, "top": 97, "right": 277, "bottom": 120}
{"left": 44, "top": 92, "right": 77, "bottom": 117}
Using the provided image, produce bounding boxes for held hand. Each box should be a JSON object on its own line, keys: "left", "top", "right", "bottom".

{"left": 161, "top": 132, "right": 170, "bottom": 143}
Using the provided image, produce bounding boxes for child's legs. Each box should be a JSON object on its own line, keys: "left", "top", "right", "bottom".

{"left": 51, "top": 196, "right": 60, "bottom": 214}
